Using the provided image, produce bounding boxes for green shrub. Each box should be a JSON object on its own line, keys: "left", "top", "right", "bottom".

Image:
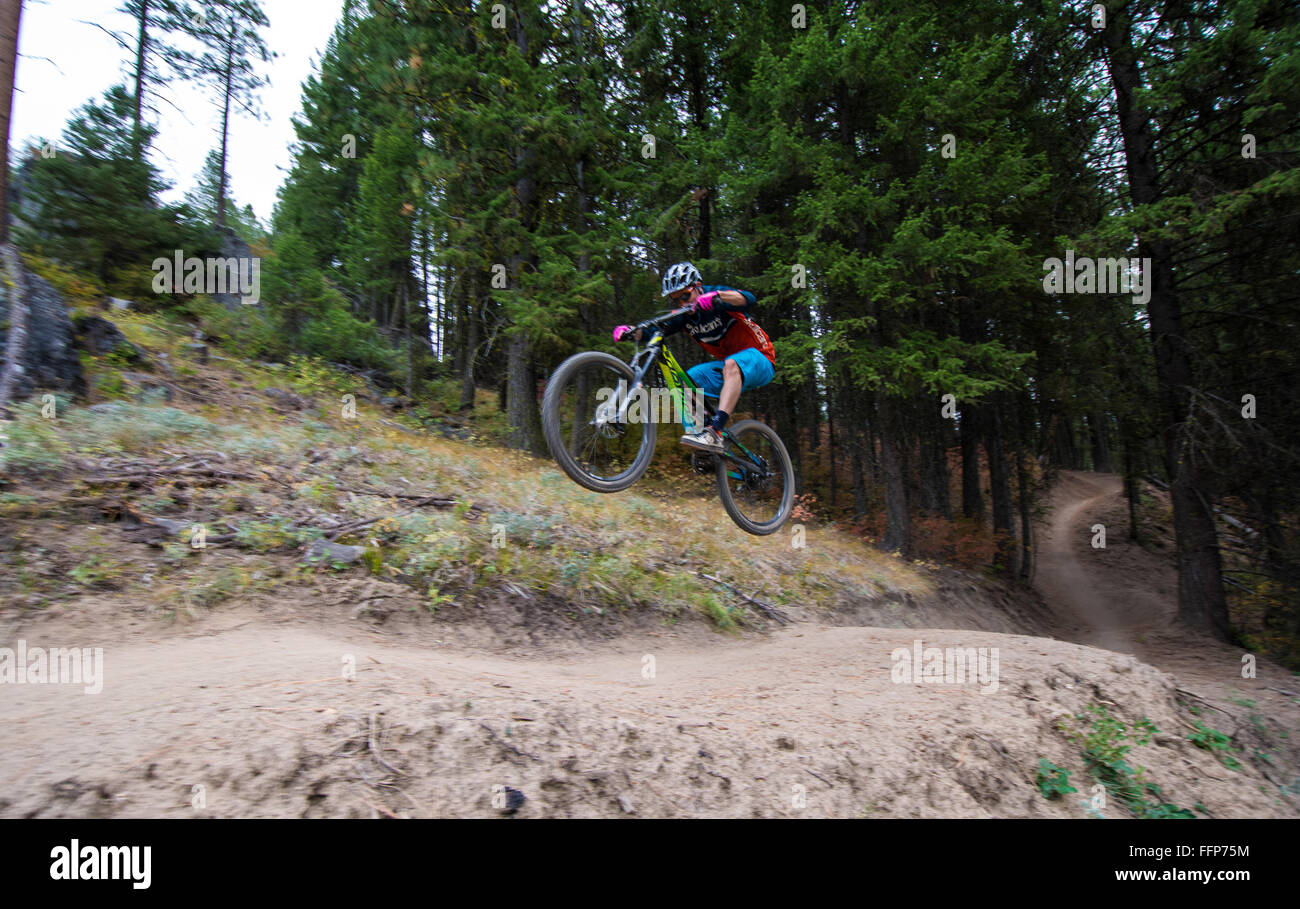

{"left": 1036, "top": 759, "right": 1077, "bottom": 800}
{"left": 234, "top": 517, "right": 323, "bottom": 553}
{"left": 181, "top": 295, "right": 284, "bottom": 360}
{"left": 701, "top": 593, "right": 739, "bottom": 630}
{"left": 490, "top": 511, "right": 563, "bottom": 548}
{"left": 185, "top": 568, "right": 245, "bottom": 606}
{"left": 297, "top": 299, "right": 393, "bottom": 370}
{"left": 61, "top": 402, "right": 213, "bottom": 453}
{"left": 285, "top": 354, "right": 355, "bottom": 399}
{"left": 69, "top": 551, "right": 126, "bottom": 589}
{"left": 0, "top": 404, "right": 69, "bottom": 473}
{"left": 21, "top": 254, "right": 106, "bottom": 303}
{"left": 1059, "top": 704, "right": 1198, "bottom": 818}
{"left": 220, "top": 425, "right": 302, "bottom": 459}
{"left": 1188, "top": 721, "right": 1242, "bottom": 770}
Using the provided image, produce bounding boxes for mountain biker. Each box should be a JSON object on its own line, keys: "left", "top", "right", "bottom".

{"left": 612, "top": 262, "right": 775, "bottom": 453}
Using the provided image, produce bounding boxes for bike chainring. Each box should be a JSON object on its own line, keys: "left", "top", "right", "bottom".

{"left": 690, "top": 451, "right": 715, "bottom": 475}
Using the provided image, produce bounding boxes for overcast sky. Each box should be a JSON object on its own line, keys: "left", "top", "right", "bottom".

{"left": 12, "top": 0, "right": 346, "bottom": 224}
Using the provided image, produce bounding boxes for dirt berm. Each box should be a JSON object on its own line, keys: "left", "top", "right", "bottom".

{"left": 1, "top": 578, "right": 1294, "bottom": 818}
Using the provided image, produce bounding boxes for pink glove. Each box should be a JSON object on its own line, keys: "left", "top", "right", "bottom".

{"left": 613, "top": 324, "right": 634, "bottom": 342}
{"left": 693, "top": 291, "right": 718, "bottom": 312}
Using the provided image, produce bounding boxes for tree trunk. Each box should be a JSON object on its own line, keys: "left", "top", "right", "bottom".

{"left": 851, "top": 433, "right": 868, "bottom": 519}
{"left": 827, "top": 384, "right": 838, "bottom": 507}
{"left": 1124, "top": 438, "right": 1141, "bottom": 543}
{"left": 506, "top": 333, "right": 544, "bottom": 453}
{"left": 685, "top": 12, "right": 710, "bottom": 260}
{"left": 216, "top": 24, "right": 235, "bottom": 231}
{"left": 505, "top": 8, "right": 545, "bottom": 455}
{"left": 452, "top": 269, "right": 466, "bottom": 382}
{"left": 957, "top": 298, "right": 985, "bottom": 522}
{"left": 960, "top": 404, "right": 983, "bottom": 521}
{"left": 0, "top": 0, "right": 22, "bottom": 245}
{"left": 1089, "top": 411, "right": 1113, "bottom": 473}
{"left": 131, "top": 0, "right": 149, "bottom": 154}
{"left": 1016, "top": 449, "right": 1033, "bottom": 582}
{"left": 1103, "top": 8, "right": 1229, "bottom": 640}
{"left": 986, "top": 395, "right": 1014, "bottom": 572}
{"left": 1053, "top": 416, "right": 1076, "bottom": 469}
{"left": 921, "top": 404, "right": 951, "bottom": 519}
{"left": 777, "top": 381, "right": 803, "bottom": 495}
{"left": 803, "top": 377, "right": 821, "bottom": 452}
{"left": 403, "top": 280, "right": 412, "bottom": 398}
{"left": 878, "top": 396, "right": 910, "bottom": 555}
{"left": 459, "top": 288, "right": 478, "bottom": 411}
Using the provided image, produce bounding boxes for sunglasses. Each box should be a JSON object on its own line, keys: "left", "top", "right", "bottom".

{"left": 670, "top": 288, "right": 696, "bottom": 305}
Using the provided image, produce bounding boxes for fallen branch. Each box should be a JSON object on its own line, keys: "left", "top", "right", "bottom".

{"left": 335, "top": 485, "right": 461, "bottom": 503}
{"left": 325, "top": 491, "right": 488, "bottom": 540}
{"left": 804, "top": 767, "right": 834, "bottom": 788}
{"left": 477, "top": 721, "right": 542, "bottom": 763}
{"left": 1175, "top": 688, "right": 1236, "bottom": 718}
{"left": 325, "top": 494, "right": 482, "bottom": 541}
{"left": 1175, "top": 688, "right": 1240, "bottom": 737}
{"left": 363, "top": 798, "right": 401, "bottom": 819}
{"left": 78, "top": 466, "right": 260, "bottom": 485}
{"left": 368, "top": 713, "right": 404, "bottom": 777}
{"left": 696, "top": 572, "right": 789, "bottom": 625}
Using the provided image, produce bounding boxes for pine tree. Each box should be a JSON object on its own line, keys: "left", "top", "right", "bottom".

{"left": 184, "top": 147, "right": 263, "bottom": 241}
{"left": 114, "top": 0, "right": 199, "bottom": 155}
{"left": 184, "top": 0, "right": 271, "bottom": 232}
{"left": 17, "top": 85, "right": 205, "bottom": 289}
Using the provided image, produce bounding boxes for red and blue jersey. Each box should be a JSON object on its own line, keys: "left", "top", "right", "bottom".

{"left": 657, "top": 285, "right": 775, "bottom": 364}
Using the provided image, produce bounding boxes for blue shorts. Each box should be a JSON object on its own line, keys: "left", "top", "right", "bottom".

{"left": 687, "top": 347, "right": 775, "bottom": 398}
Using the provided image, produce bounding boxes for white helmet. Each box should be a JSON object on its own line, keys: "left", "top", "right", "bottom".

{"left": 661, "top": 262, "right": 702, "bottom": 297}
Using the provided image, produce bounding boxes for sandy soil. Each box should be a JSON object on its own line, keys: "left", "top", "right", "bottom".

{"left": 1, "top": 472, "right": 1296, "bottom": 818}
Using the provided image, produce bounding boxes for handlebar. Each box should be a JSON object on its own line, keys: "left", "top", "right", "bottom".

{"left": 638, "top": 306, "right": 693, "bottom": 332}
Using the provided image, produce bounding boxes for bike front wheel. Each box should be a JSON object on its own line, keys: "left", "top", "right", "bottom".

{"left": 715, "top": 419, "right": 795, "bottom": 535}
{"left": 541, "top": 351, "right": 658, "bottom": 493}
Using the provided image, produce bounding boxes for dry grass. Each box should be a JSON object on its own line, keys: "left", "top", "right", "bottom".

{"left": 1, "top": 307, "right": 938, "bottom": 626}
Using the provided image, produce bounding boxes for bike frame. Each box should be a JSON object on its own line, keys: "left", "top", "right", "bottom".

{"left": 627, "top": 334, "right": 706, "bottom": 433}
{"left": 621, "top": 319, "right": 771, "bottom": 482}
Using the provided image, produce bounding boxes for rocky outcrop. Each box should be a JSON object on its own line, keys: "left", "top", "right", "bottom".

{"left": 212, "top": 228, "right": 257, "bottom": 311}
{"left": 0, "top": 256, "right": 85, "bottom": 402}
{"left": 71, "top": 314, "right": 148, "bottom": 364}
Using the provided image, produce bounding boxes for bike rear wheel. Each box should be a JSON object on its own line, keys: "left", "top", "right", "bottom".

{"left": 541, "top": 351, "right": 658, "bottom": 493}
{"left": 715, "top": 419, "right": 795, "bottom": 535}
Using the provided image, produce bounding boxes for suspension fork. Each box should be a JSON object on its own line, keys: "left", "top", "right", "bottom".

{"left": 615, "top": 343, "right": 661, "bottom": 424}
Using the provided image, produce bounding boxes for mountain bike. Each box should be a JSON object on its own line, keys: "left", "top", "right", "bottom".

{"left": 540, "top": 308, "right": 795, "bottom": 535}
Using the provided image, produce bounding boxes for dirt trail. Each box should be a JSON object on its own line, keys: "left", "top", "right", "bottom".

{"left": 1, "top": 472, "right": 1296, "bottom": 818}
{"left": 1035, "top": 471, "right": 1144, "bottom": 653}
{"left": 1034, "top": 471, "right": 1296, "bottom": 707}
{"left": 3, "top": 607, "right": 1288, "bottom": 819}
